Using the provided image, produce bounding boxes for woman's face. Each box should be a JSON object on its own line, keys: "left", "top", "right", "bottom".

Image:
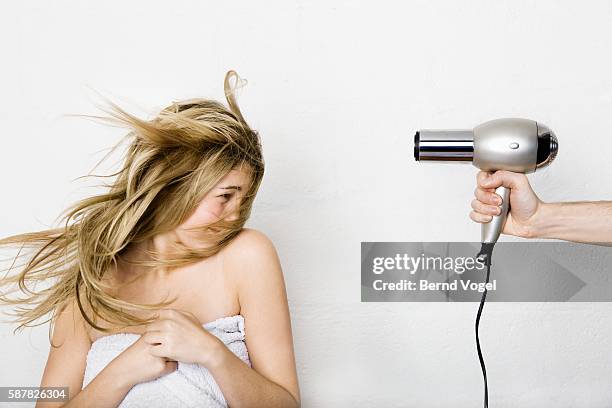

{"left": 180, "top": 166, "right": 252, "bottom": 230}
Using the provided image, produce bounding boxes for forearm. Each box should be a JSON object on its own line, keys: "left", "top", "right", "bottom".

{"left": 204, "top": 346, "right": 299, "bottom": 408}
{"left": 59, "top": 366, "right": 132, "bottom": 408}
{"left": 530, "top": 201, "right": 612, "bottom": 245}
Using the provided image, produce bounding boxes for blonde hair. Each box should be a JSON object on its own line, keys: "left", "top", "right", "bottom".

{"left": 0, "top": 71, "right": 264, "bottom": 342}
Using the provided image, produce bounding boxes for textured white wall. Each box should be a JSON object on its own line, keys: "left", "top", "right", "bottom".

{"left": 1, "top": 1, "right": 612, "bottom": 407}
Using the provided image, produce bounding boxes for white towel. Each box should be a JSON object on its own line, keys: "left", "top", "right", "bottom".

{"left": 82, "top": 314, "right": 250, "bottom": 408}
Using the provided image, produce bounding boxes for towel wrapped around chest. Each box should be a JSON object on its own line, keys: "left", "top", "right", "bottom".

{"left": 82, "top": 314, "right": 250, "bottom": 408}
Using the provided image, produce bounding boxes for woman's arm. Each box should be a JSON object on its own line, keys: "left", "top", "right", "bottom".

{"left": 36, "top": 299, "right": 132, "bottom": 408}
{"left": 52, "top": 365, "right": 133, "bottom": 408}
{"left": 208, "top": 228, "right": 301, "bottom": 407}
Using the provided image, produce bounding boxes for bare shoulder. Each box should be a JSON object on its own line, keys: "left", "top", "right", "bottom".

{"left": 225, "top": 227, "right": 278, "bottom": 259}
{"left": 222, "top": 228, "right": 280, "bottom": 273}
{"left": 222, "top": 227, "right": 285, "bottom": 295}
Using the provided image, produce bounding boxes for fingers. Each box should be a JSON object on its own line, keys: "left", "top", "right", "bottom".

{"left": 149, "top": 343, "right": 171, "bottom": 358}
{"left": 472, "top": 170, "right": 530, "bottom": 224}
{"left": 471, "top": 198, "right": 501, "bottom": 217}
{"left": 472, "top": 172, "right": 504, "bottom": 223}
{"left": 141, "top": 330, "right": 165, "bottom": 345}
{"left": 476, "top": 171, "right": 495, "bottom": 192}
{"left": 479, "top": 170, "right": 527, "bottom": 190}
{"left": 469, "top": 210, "right": 492, "bottom": 223}
{"left": 143, "top": 331, "right": 172, "bottom": 359}
{"left": 474, "top": 169, "right": 515, "bottom": 209}
{"left": 145, "top": 318, "right": 174, "bottom": 332}
{"left": 474, "top": 186, "right": 502, "bottom": 206}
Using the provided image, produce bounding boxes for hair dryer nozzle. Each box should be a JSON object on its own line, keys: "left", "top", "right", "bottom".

{"left": 413, "top": 130, "right": 474, "bottom": 162}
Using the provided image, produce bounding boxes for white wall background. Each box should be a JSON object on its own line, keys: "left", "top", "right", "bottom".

{"left": 1, "top": 1, "right": 611, "bottom": 407}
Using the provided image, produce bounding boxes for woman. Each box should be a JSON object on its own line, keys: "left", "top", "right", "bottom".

{"left": 0, "top": 71, "right": 301, "bottom": 407}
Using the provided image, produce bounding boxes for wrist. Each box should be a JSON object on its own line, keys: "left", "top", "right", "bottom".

{"left": 101, "top": 359, "right": 136, "bottom": 392}
{"left": 197, "top": 337, "right": 230, "bottom": 369}
{"left": 527, "top": 201, "right": 558, "bottom": 239}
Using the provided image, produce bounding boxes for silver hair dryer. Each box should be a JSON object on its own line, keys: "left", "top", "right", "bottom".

{"left": 414, "top": 118, "right": 559, "bottom": 408}
{"left": 414, "top": 118, "right": 558, "bottom": 246}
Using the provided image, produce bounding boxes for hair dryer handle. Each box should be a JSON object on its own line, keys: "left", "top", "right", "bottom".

{"left": 481, "top": 186, "right": 510, "bottom": 244}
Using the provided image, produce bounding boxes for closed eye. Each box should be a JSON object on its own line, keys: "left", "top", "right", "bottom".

{"left": 218, "top": 193, "right": 233, "bottom": 202}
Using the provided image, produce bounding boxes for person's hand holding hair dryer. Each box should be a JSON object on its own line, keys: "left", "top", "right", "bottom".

{"left": 471, "top": 170, "right": 612, "bottom": 245}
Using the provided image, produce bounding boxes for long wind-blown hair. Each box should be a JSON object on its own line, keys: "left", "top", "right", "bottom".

{"left": 0, "top": 71, "right": 264, "bottom": 342}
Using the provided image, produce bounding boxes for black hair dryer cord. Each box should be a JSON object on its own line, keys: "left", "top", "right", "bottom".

{"left": 475, "top": 242, "right": 495, "bottom": 408}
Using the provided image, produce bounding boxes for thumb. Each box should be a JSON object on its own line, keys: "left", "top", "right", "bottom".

{"left": 480, "top": 170, "right": 526, "bottom": 190}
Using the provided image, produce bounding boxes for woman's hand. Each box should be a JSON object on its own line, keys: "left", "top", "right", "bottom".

{"left": 143, "top": 309, "right": 227, "bottom": 368}
{"left": 106, "top": 333, "right": 178, "bottom": 388}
